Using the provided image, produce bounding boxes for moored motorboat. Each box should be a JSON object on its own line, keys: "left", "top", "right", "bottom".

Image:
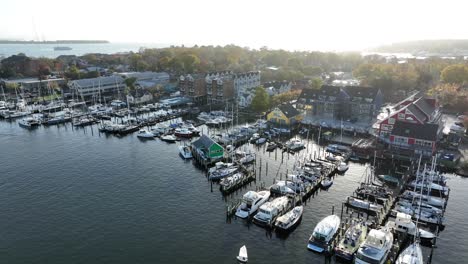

{"left": 377, "top": 174, "right": 400, "bottom": 186}
{"left": 18, "top": 117, "right": 40, "bottom": 128}
{"left": 179, "top": 145, "right": 192, "bottom": 159}
{"left": 266, "top": 142, "right": 277, "bottom": 152}
{"left": 235, "top": 190, "right": 271, "bottom": 218}
{"left": 274, "top": 205, "right": 303, "bottom": 232}
{"left": 337, "top": 162, "right": 349, "bottom": 173}
{"left": 253, "top": 196, "right": 290, "bottom": 227}
{"left": 137, "top": 129, "right": 155, "bottom": 139}
{"left": 355, "top": 228, "right": 393, "bottom": 264}
{"left": 307, "top": 215, "right": 341, "bottom": 253}
{"left": 161, "top": 134, "right": 177, "bottom": 143}
{"left": 321, "top": 179, "right": 333, "bottom": 189}
{"left": 174, "top": 128, "right": 193, "bottom": 138}
{"left": 335, "top": 221, "right": 368, "bottom": 261}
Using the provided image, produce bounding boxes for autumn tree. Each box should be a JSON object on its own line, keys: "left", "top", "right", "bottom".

{"left": 440, "top": 64, "right": 468, "bottom": 84}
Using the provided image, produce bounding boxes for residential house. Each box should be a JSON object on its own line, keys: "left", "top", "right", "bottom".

{"left": 388, "top": 120, "right": 440, "bottom": 157}
{"left": 68, "top": 76, "right": 126, "bottom": 99}
{"left": 192, "top": 135, "right": 224, "bottom": 161}
{"left": 234, "top": 71, "right": 261, "bottom": 108}
{"left": 267, "top": 103, "right": 303, "bottom": 126}
{"left": 297, "top": 85, "right": 383, "bottom": 122}
{"left": 264, "top": 81, "right": 291, "bottom": 96}
{"left": 126, "top": 90, "right": 153, "bottom": 105}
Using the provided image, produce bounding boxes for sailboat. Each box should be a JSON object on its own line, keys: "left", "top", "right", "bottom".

{"left": 236, "top": 245, "right": 248, "bottom": 263}
{"left": 396, "top": 242, "right": 423, "bottom": 264}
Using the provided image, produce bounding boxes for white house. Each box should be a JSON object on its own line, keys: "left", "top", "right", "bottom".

{"left": 234, "top": 71, "right": 261, "bottom": 108}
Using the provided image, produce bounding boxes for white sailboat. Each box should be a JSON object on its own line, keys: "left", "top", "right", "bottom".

{"left": 396, "top": 242, "right": 423, "bottom": 264}
{"left": 236, "top": 245, "right": 248, "bottom": 263}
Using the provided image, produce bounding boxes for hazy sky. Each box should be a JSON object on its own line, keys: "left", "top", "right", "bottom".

{"left": 1, "top": 0, "right": 467, "bottom": 51}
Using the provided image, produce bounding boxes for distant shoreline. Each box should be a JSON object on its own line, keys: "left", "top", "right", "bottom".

{"left": 0, "top": 40, "right": 109, "bottom": 44}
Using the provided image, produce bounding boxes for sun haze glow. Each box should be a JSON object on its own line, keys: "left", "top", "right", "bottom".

{"left": 1, "top": 0, "right": 467, "bottom": 51}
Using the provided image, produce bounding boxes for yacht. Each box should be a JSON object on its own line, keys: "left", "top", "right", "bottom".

{"left": 249, "top": 133, "right": 260, "bottom": 144}
{"left": 408, "top": 180, "right": 449, "bottom": 197}
{"left": 337, "top": 162, "right": 349, "bottom": 173}
{"left": 253, "top": 196, "right": 290, "bottom": 226}
{"left": 235, "top": 190, "right": 271, "bottom": 218}
{"left": 307, "top": 215, "right": 341, "bottom": 253}
{"left": 208, "top": 163, "right": 238, "bottom": 181}
{"left": 266, "top": 142, "right": 277, "bottom": 152}
{"left": 386, "top": 212, "right": 435, "bottom": 240}
{"left": 274, "top": 206, "right": 303, "bottom": 232}
{"left": 255, "top": 137, "right": 267, "bottom": 145}
{"left": 355, "top": 228, "right": 393, "bottom": 264}
{"left": 396, "top": 242, "right": 424, "bottom": 264}
{"left": 321, "top": 179, "right": 333, "bottom": 189}
{"left": 346, "top": 197, "right": 383, "bottom": 214}
{"left": 179, "top": 145, "right": 192, "bottom": 159}
{"left": 219, "top": 172, "right": 244, "bottom": 191}
{"left": 269, "top": 181, "right": 299, "bottom": 195}
{"left": 174, "top": 128, "right": 193, "bottom": 138}
{"left": 335, "top": 221, "right": 368, "bottom": 261}
{"left": 137, "top": 129, "right": 155, "bottom": 139}
{"left": 400, "top": 190, "right": 445, "bottom": 208}
{"left": 239, "top": 153, "right": 255, "bottom": 165}
{"left": 18, "top": 117, "right": 40, "bottom": 128}
{"left": 285, "top": 139, "right": 305, "bottom": 151}
{"left": 161, "top": 134, "right": 177, "bottom": 143}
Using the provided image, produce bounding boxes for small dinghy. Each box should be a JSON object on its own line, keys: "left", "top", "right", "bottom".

{"left": 237, "top": 245, "right": 248, "bottom": 263}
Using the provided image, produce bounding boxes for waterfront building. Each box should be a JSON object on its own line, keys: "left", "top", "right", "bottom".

{"left": 267, "top": 103, "right": 303, "bottom": 126}
{"left": 179, "top": 71, "right": 260, "bottom": 106}
{"left": 68, "top": 76, "right": 126, "bottom": 99}
{"left": 376, "top": 93, "right": 441, "bottom": 139}
{"left": 297, "top": 85, "right": 383, "bottom": 122}
{"left": 126, "top": 90, "right": 153, "bottom": 105}
{"left": 388, "top": 120, "right": 440, "bottom": 157}
{"left": 2, "top": 77, "right": 66, "bottom": 94}
{"left": 118, "top": 72, "right": 169, "bottom": 85}
{"left": 192, "top": 135, "right": 224, "bottom": 161}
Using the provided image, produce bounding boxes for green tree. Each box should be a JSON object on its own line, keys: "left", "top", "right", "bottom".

{"left": 180, "top": 53, "right": 200, "bottom": 73}
{"left": 124, "top": 77, "right": 137, "bottom": 95}
{"left": 309, "top": 77, "right": 323, "bottom": 89}
{"left": 440, "top": 64, "right": 468, "bottom": 84}
{"left": 65, "top": 65, "right": 80, "bottom": 80}
{"left": 250, "top": 86, "right": 270, "bottom": 113}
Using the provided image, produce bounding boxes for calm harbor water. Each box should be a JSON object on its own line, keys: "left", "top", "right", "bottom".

{"left": 0, "top": 43, "right": 168, "bottom": 58}
{"left": 0, "top": 120, "right": 466, "bottom": 264}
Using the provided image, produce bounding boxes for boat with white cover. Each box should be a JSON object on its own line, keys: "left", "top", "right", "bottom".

{"left": 307, "top": 215, "right": 341, "bottom": 253}
{"left": 355, "top": 228, "right": 393, "bottom": 264}
{"left": 235, "top": 190, "right": 270, "bottom": 218}
{"left": 137, "top": 129, "right": 155, "bottom": 139}
{"left": 274, "top": 206, "right": 303, "bottom": 232}
{"left": 161, "top": 134, "right": 177, "bottom": 143}
{"left": 337, "top": 162, "right": 349, "bottom": 172}
{"left": 253, "top": 196, "right": 290, "bottom": 226}
{"left": 385, "top": 212, "right": 435, "bottom": 240}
